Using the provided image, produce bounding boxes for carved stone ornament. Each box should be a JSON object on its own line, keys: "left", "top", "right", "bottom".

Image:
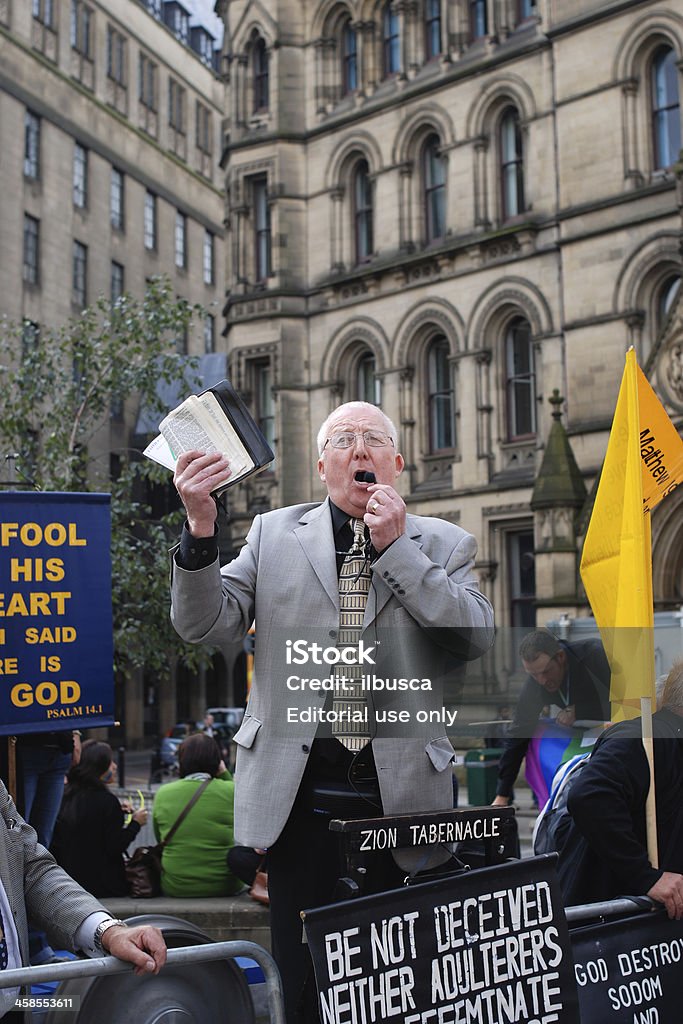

{"left": 659, "top": 334, "right": 683, "bottom": 413}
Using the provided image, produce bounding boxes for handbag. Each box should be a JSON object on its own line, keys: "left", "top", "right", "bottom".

{"left": 125, "top": 777, "right": 212, "bottom": 898}
{"left": 125, "top": 843, "right": 163, "bottom": 899}
{"left": 248, "top": 857, "right": 269, "bottom": 906}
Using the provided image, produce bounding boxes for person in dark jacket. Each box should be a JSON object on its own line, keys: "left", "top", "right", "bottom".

{"left": 558, "top": 661, "right": 683, "bottom": 918}
{"left": 492, "top": 629, "right": 611, "bottom": 806}
{"left": 51, "top": 740, "right": 147, "bottom": 897}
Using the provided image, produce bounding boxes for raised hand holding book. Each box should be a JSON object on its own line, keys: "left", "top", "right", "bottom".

{"left": 143, "top": 378, "right": 274, "bottom": 495}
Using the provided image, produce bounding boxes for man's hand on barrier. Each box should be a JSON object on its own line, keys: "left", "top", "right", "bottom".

{"left": 102, "top": 924, "right": 167, "bottom": 976}
{"left": 647, "top": 871, "right": 683, "bottom": 920}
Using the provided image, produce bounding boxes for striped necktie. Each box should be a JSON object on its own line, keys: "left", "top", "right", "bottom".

{"left": 332, "top": 518, "right": 372, "bottom": 751}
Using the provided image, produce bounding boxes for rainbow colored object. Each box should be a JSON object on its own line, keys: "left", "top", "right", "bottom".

{"left": 524, "top": 720, "right": 603, "bottom": 808}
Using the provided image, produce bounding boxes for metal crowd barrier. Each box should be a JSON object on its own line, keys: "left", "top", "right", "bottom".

{"left": 565, "top": 895, "right": 657, "bottom": 924}
{"left": 0, "top": 940, "right": 285, "bottom": 1024}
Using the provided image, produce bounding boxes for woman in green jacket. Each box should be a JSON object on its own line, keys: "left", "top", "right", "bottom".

{"left": 152, "top": 732, "right": 243, "bottom": 897}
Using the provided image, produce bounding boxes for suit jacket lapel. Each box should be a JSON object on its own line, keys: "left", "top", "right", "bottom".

{"left": 366, "top": 515, "right": 423, "bottom": 625}
{"left": 294, "top": 504, "right": 424, "bottom": 623}
{"left": 294, "top": 498, "right": 339, "bottom": 612}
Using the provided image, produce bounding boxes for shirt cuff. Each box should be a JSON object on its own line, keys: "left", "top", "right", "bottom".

{"left": 175, "top": 522, "right": 219, "bottom": 570}
{"left": 75, "top": 911, "right": 113, "bottom": 958}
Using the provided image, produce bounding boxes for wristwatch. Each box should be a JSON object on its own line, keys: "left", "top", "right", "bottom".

{"left": 93, "top": 918, "right": 128, "bottom": 954}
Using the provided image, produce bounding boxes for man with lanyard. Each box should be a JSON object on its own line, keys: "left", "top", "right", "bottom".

{"left": 492, "top": 628, "right": 610, "bottom": 808}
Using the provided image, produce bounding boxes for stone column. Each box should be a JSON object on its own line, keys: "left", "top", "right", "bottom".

{"left": 626, "top": 310, "right": 645, "bottom": 362}
{"left": 476, "top": 349, "right": 493, "bottom": 485}
{"left": 621, "top": 79, "right": 644, "bottom": 189}
{"left": 158, "top": 661, "right": 178, "bottom": 737}
{"left": 473, "top": 138, "right": 490, "bottom": 228}
{"left": 189, "top": 665, "right": 208, "bottom": 726}
{"left": 452, "top": 351, "right": 479, "bottom": 486}
{"left": 125, "top": 667, "right": 144, "bottom": 748}
{"left": 236, "top": 55, "right": 248, "bottom": 126}
{"left": 359, "top": 21, "right": 377, "bottom": 91}
{"left": 398, "top": 366, "right": 417, "bottom": 491}
{"left": 398, "top": 0, "right": 419, "bottom": 77}
{"left": 398, "top": 163, "right": 414, "bottom": 251}
{"left": 330, "top": 187, "right": 345, "bottom": 271}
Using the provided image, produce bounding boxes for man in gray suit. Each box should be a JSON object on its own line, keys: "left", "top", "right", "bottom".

{"left": 0, "top": 780, "right": 165, "bottom": 1018}
{"left": 171, "top": 401, "right": 494, "bottom": 1023}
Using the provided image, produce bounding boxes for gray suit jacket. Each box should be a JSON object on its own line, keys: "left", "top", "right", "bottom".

{"left": 171, "top": 500, "right": 494, "bottom": 865}
{"left": 0, "top": 782, "right": 106, "bottom": 965}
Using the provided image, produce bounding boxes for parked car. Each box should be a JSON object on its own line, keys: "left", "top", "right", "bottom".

{"left": 160, "top": 723, "right": 192, "bottom": 769}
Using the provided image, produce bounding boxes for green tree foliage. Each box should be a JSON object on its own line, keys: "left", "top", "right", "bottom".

{"left": 0, "top": 277, "right": 212, "bottom": 679}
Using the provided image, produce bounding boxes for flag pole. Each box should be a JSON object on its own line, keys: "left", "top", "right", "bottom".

{"left": 641, "top": 695, "right": 658, "bottom": 867}
{"left": 632, "top": 353, "right": 658, "bottom": 869}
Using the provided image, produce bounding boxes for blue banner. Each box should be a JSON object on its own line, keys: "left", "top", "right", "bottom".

{"left": 0, "top": 492, "right": 114, "bottom": 734}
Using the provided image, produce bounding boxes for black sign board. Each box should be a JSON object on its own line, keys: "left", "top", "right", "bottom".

{"left": 303, "top": 855, "right": 580, "bottom": 1024}
{"left": 571, "top": 908, "right": 683, "bottom": 1023}
{"left": 328, "top": 807, "right": 515, "bottom": 853}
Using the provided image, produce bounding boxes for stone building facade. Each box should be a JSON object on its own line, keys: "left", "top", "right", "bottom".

{"left": 4, "top": 0, "right": 683, "bottom": 737}
{"left": 0, "top": 0, "right": 225, "bottom": 372}
{"left": 217, "top": 0, "right": 683, "bottom": 695}
{"left": 0, "top": 0, "right": 227, "bottom": 741}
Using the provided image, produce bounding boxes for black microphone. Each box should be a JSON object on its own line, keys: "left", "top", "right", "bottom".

{"left": 354, "top": 471, "right": 376, "bottom": 484}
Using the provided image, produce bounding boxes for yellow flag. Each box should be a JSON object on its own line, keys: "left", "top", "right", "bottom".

{"left": 580, "top": 350, "right": 655, "bottom": 721}
{"left": 637, "top": 366, "right": 683, "bottom": 513}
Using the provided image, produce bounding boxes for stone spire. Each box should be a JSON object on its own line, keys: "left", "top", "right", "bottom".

{"left": 531, "top": 390, "right": 587, "bottom": 622}
{"left": 531, "top": 390, "right": 586, "bottom": 512}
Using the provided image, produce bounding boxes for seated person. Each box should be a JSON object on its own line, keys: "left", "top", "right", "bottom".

{"left": 51, "top": 740, "right": 146, "bottom": 897}
{"left": 152, "top": 732, "right": 243, "bottom": 897}
{"left": 227, "top": 846, "right": 266, "bottom": 886}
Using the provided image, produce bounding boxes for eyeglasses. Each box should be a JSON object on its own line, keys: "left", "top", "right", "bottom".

{"left": 324, "top": 431, "right": 394, "bottom": 449}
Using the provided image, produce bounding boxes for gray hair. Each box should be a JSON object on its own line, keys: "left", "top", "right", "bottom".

{"left": 316, "top": 402, "right": 399, "bottom": 456}
{"left": 661, "top": 660, "right": 683, "bottom": 712}
{"left": 518, "top": 628, "right": 562, "bottom": 663}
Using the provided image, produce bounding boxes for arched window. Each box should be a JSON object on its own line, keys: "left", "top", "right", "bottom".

{"left": 356, "top": 351, "right": 379, "bottom": 404}
{"left": 505, "top": 317, "right": 535, "bottom": 439}
{"left": 341, "top": 18, "right": 358, "bottom": 95}
{"left": 353, "top": 160, "right": 373, "bottom": 263}
{"left": 253, "top": 35, "right": 269, "bottom": 113}
{"left": 500, "top": 106, "right": 524, "bottom": 219}
{"left": 382, "top": 3, "right": 400, "bottom": 77}
{"left": 423, "top": 134, "right": 446, "bottom": 242}
{"left": 427, "top": 336, "right": 454, "bottom": 451}
{"left": 425, "top": 0, "right": 441, "bottom": 61}
{"left": 651, "top": 46, "right": 681, "bottom": 170}
{"left": 657, "top": 274, "right": 681, "bottom": 332}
